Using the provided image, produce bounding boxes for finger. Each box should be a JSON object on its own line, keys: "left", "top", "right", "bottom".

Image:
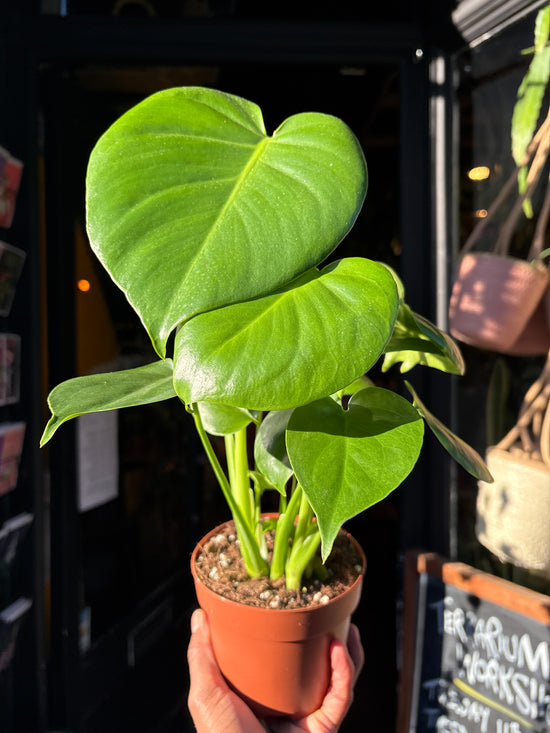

{"left": 187, "top": 609, "right": 228, "bottom": 723}
{"left": 187, "top": 609, "right": 222, "bottom": 682}
{"left": 187, "top": 609, "right": 267, "bottom": 733}
{"left": 347, "top": 624, "right": 364, "bottom": 684}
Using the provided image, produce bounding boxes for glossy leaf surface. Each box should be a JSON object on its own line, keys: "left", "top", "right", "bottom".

{"left": 41, "top": 360, "right": 176, "bottom": 445}
{"left": 196, "top": 402, "right": 258, "bottom": 436}
{"left": 86, "top": 87, "right": 367, "bottom": 356}
{"left": 286, "top": 388, "right": 424, "bottom": 560}
{"left": 173, "top": 258, "right": 398, "bottom": 409}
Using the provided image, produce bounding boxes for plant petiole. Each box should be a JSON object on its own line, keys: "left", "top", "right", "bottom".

{"left": 191, "top": 404, "right": 268, "bottom": 578}
{"left": 270, "top": 485, "right": 302, "bottom": 580}
{"left": 285, "top": 530, "right": 322, "bottom": 591}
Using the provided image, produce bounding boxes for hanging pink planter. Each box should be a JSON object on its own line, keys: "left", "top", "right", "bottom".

{"left": 449, "top": 117, "right": 550, "bottom": 355}
{"left": 506, "top": 294, "right": 550, "bottom": 355}
{"left": 448, "top": 252, "right": 549, "bottom": 352}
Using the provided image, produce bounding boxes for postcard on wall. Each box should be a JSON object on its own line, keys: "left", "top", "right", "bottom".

{"left": 0, "top": 597, "right": 32, "bottom": 672}
{"left": 0, "top": 333, "right": 21, "bottom": 405}
{"left": 77, "top": 410, "right": 119, "bottom": 512}
{"left": 0, "top": 147, "right": 23, "bottom": 229}
{"left": 0, "top": 512, "right": 33, "bottom": 567}
{"left": 0, "top": 241, "right": 25, "bottom": 316}
{"left": 0, "top": 421, "right": 26, "bottom": 496}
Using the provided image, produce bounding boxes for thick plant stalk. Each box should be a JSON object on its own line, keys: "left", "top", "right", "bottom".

{"left": 233, "top": 427, "right": 254, "bottom": 527}
{"left": 270, "top": 486, "right": 302, "bottom": 581}
{"left": 285, "top": 532, "right": 322, "bottom": 591}
{"left": 191, "top": 405, "right": 268, "bottom": 578}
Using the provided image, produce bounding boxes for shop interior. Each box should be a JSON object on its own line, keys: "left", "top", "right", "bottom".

{"left": 1, "top": 1, "right": 549, "bottom": 731}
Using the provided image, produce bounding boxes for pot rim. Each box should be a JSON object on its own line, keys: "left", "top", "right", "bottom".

{"left": 190, "top": 516, "right": 366, "bottom": 616}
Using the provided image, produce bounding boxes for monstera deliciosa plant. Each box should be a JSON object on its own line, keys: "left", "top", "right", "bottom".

{"left": 41, "top": 87, "right": 490, "bottom": 590}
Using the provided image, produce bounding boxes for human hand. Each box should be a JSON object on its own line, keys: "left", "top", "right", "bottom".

{"left": 187, "top": 607, "right": 364, "bottom": 733}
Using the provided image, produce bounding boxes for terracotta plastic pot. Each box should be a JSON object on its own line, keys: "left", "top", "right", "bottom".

{"left": 448, "top": 252, "right": 549, "bottom": 352}
{"left": 190, "top": 518, "right": 365, "bottom": 718}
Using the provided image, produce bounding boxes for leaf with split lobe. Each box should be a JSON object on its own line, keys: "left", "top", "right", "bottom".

{"left": 286, "top": 387, "right": 424, "bottom": 561}
{"left": 173, "top": 257, "right": 399, "bottom": 410}
{"left": 86, "top": 87, "right": 367, "bottom": 357}
{"left": 41, "top": 359, "right": 176, "bottom": 445}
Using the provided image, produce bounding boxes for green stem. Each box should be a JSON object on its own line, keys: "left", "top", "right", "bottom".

{"left": 191, "top": 405, "right": 268, "bottom": 577}
{"left": 294, "top": 490, "right": 314, "bottom": 547}
{"left": 270, "top": 485, "right": 302, "bottom": 580}
{"left": 234, "top": 427, "right": 253, "bottom": 526}
{"left": 277, "top": 475, "right": 294, "bottom": 515}
{"left": 224, "top": 433, "right": 236, "bottom": 490}
{"left": 285, "top": 528, "right": 321, "bottom": 590}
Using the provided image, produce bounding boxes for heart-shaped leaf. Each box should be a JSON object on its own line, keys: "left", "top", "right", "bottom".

{"left": 41, "top": 359, "right": 176, "bottom": 446}
{"left": 254, "top": 409, "right": 294, "bottom": 493}
{"left": 405, "top": 381, "right": 493, "bottom": 483}
{"left": 86, "top": 87, "right": 367, "bottom": 356}
{"left": 286, "top": 388, "right": 424, "bottom": 560}
{"left": 173, "top": 257, "right": 398, "bottom": 409}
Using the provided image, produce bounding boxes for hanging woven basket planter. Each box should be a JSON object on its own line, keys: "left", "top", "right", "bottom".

{"left": 476, "top": 352, "right": 550, "bottom": 571}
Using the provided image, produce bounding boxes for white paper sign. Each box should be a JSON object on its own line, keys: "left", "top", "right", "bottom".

{"left": 77, "top": 411, "right": 118, "bottom": 512}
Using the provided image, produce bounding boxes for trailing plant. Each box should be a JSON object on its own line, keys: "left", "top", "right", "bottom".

{"left": 41, "top": 87, "right": 490, "bottom": 590}
{"left": 511, "top": 3, "right": 550, "bottom": 216}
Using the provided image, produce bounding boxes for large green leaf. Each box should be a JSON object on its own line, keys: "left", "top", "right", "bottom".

{"left": 254, "top": 409, "right": 294, "bottom": 493}
{"left": 173, "top": 257, "right": 398, "bottom": 409}
{"left": 41, "top": 360, "right": 176, "bottom": 446}
{"left": 405, "top": 381, "right": 493, "bottom": 483}
{"left": 86, "top": 87, "right": 367, "bottom": 357}
{"left": 286, "top": 388, "right": 424, "bottom": 560}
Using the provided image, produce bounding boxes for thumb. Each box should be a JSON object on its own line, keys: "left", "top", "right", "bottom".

{"left": 187, "top": 609, "right": 228, "bottom": 719}
{"left": 187, "top": 608, "right": 222, "bottom": 683}
{"left": 187, "top": 609, "right": 265, "bottom": 733}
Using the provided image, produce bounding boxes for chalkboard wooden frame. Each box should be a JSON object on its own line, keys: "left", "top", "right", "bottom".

{"left": 396, "top": 551, "right": 550, "bottom": 733}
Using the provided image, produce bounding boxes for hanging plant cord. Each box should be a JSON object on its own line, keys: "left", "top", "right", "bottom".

{"left": 461, "top": 107, "right": 550, "bottom": 259}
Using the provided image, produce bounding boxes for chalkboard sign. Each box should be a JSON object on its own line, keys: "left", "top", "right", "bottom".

{"left": 397, "top": 553, "right": 550, "bottom": 733}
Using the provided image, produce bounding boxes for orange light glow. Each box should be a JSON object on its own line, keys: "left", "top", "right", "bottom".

{"left": 475, "top": 209, "right": 488, "bottom": 219}
{"left": 77, "top": 279, "right": 91, "bottom": 292}
{"left": 468, "top": 166, "right": 490, "bottom": 181}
